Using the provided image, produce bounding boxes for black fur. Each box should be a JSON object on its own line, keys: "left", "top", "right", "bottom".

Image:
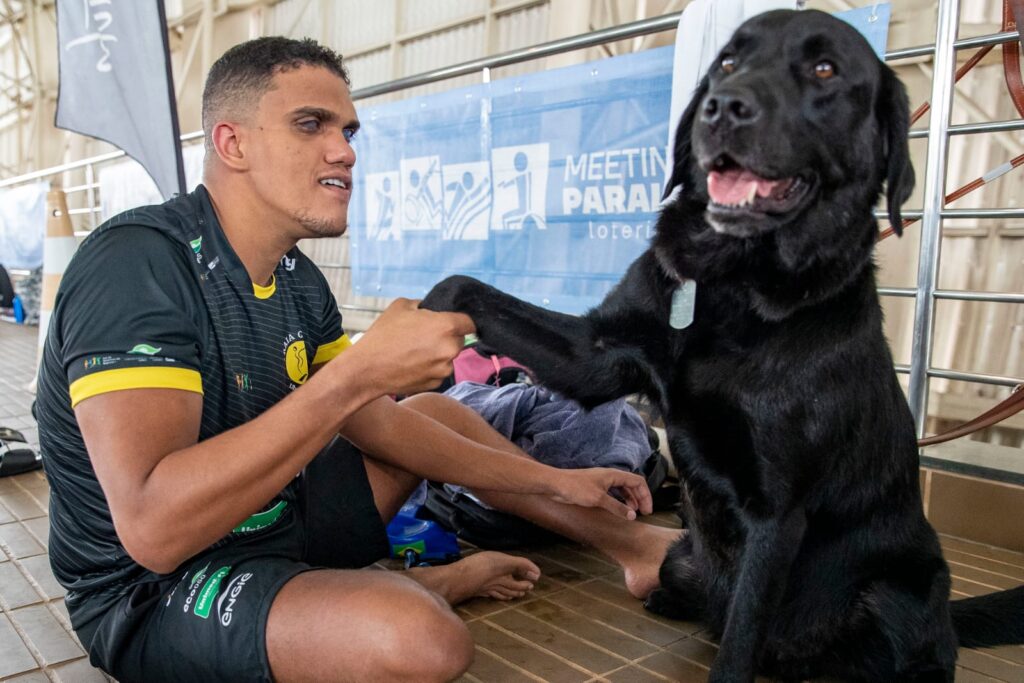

{"left": 422, "top": 10, "right": 1024, "bottom": 681}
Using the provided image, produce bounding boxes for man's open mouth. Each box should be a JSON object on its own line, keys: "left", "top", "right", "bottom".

{"left": 705, "top": 154, "right": 809, "bottom": 216}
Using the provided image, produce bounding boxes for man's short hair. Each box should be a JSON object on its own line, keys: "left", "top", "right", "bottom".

{"left": 201, "top": 36, "right": 350, "bottom": 153}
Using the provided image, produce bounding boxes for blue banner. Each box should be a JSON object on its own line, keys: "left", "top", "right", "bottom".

{"left": 349, "top": 6, "right": 889, "bottom": 314}
{"left": 350, "top": 47, "right": 674, "bottom": 314}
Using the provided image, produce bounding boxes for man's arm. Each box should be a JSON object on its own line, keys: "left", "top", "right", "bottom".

{"left": 340, "top": 395, "right": 653, "bottom": 520}
{"left": 75, "top": 299, "right": 472, "bottom": 574}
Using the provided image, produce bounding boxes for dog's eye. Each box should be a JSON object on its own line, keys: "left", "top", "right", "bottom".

{"left": 721, "top": 56, "right": 736, "bottom": 74}
{"left": 814, "top": 61, "right": 836, "bottom": 79}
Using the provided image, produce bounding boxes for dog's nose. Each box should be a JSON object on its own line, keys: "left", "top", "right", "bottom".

{"left": 701, "top": 90, "right": 759, "bottom": 130}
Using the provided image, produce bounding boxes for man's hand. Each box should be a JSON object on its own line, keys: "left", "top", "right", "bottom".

{"left": 344, "top": 298, "right": 474, "bottom": 396}
{"left": 548, "top": 467, "right": 653, "bottom": 521}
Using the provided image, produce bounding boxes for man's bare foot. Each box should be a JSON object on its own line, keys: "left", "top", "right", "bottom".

{"left": 622, "top": 524, "right": 683, "bottom": 599}
{"left": 407, "top": 551, "right": 541, "bottom": 605}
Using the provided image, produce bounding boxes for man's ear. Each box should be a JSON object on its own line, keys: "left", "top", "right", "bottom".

{"left": 662, "top": 74, "right": 709, "bottom": 201}
{"left": 878, "top": 65, "right": 915, "bottom": 236}
{"left": 210, "top": 121, "right": 247, "bottom": 171}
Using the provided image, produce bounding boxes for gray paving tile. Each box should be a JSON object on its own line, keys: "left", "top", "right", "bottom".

{"left": 30, "top": 488, "right": 48, "bottom": 510}
{"left": 0, "top": 561, "right": 44, "bottom": 609}
{"left": 467, "top": 620, "right": 590, "bottom": 683}
{"left": 487, "top": 608, "right": 628, "bottom": 675}
{"left": 52, "top": 656, "right": 110, "bottom": 683}
{"left": 0, "top": 490, "right": 46, "bottom": 520}
{"left": 3, "top": 670, "right": 51, "bottom": 682}
{"left": 14, "top": 470, "right": 47, "bottom": 491}
{"left": 20, "top": 517, "right": 49, "bottom": 549}
{"left": 0, "top": 522, "right": 45, "bottom": 559}
{"left": 19, "top": 555, "right": 65, "bottom": 600}
{"left": 0, "top": 613, "right": 38, "bottom": 678}
{"left": 9, "top": 604, "right": 85, "bottom": 666}
{"left": 48, "top": 598, "right": 73, "bottom": 631}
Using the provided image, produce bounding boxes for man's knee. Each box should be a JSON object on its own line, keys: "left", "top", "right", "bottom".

{"left": 400, "top": 391, "right": 456, "bottom": 416}
{"left": 372, "top": 583, "right": 474, "bottom": 681}
{"left": 268, "top": 571, "right": 473, "bottom": 682}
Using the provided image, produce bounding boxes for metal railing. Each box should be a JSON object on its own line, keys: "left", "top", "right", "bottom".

{"left": 0, "top": 4, "right": 1021, "bottom": 439}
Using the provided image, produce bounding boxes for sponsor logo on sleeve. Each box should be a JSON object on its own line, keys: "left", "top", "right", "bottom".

{"left": 127, "top": 343, "right": 163, "bottom": 355}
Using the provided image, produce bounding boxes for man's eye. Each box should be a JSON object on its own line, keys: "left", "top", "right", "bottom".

{"left": 298, "top": 119, "right": 321, "bottom": 132}
{"left": 343, "top": 128, "right": 357, "bottom": 143}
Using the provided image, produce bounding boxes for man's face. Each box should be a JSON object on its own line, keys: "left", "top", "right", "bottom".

{"left": 243, "top": 64, "right": 359, "bottom": 238}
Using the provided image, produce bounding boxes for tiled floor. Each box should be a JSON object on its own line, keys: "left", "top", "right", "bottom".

{"left": 2, "top": 320, "right": 1023, "bottom": 682}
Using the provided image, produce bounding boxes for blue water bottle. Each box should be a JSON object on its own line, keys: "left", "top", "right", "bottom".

{"left": 12, "top": 295, "right": 24, "bottom": 324}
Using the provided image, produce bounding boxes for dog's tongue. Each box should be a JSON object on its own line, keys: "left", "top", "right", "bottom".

{"left": 708, "top": 169, "right": 782, "bottom": 205}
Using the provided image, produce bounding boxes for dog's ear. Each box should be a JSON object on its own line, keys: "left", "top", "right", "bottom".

{"left": 662, "top": 75, "right": 710, "bottom": 200}
{"left": 878, "top": 65, "right": 915, "bottom": 236}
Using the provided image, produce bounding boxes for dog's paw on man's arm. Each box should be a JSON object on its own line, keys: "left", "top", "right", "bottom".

{"left": 420, "top": 275, "right": 487, "bottom": 316}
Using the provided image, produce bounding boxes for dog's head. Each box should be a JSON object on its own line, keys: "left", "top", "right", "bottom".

{"left": 663, "top": 9, "right": 914, "bottom": 241}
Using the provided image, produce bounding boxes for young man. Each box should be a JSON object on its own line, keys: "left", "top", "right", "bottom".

{"left": 36, "top": 37, "right": 678, "bottom": 682}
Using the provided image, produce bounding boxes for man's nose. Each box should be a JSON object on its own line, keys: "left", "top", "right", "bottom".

{"left": 326, "top": 131, "right": 355, "bottom": 166}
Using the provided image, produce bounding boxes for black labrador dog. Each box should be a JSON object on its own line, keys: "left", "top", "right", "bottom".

{"left": 422, "top": 10, "right": 1024, "bottom": 682}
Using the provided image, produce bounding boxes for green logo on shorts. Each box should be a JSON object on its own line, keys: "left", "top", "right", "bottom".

{"left": 190, "top": 563, "right": 210, "bottom": 589}
{"left": 233, "top": 500, "right": 287, "bottom": 534}
{"left": 194, "top": 565, "right": 232, "bottom": 619}
{"left": 190, "top": 236, "right": 203, "bottom": 253}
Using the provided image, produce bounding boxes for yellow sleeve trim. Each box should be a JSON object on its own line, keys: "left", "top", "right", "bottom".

{"left": 312, "top": 334, "right": 352, "bottom": 365}
{"left": 253, "top": 275, "right": 276, "bottom": 300}
{"left": 70, "top": 367, "right": 203, "bottom": 408}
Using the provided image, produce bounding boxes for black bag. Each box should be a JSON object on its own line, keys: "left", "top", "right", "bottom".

{"left": 0, "top": 427, "right": 42, "bottom": 477}
{"left": 0, "top": 265, "right": 15, "bottom": 308}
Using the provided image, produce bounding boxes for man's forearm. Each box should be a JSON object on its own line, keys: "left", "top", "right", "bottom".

{"left": 341, "top": 397, "right": 556, "bottom": 497}
{"left": 86, "top": 351, "right": 384, "bottom": 574}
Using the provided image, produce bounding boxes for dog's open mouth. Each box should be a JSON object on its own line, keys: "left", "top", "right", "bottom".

{"left": 705, "top": 155, "right": 809, "bottom": 217}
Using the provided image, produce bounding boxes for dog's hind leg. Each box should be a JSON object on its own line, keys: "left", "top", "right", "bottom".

{"left": 707, "top": 508, "right": 807, "bottom": 683}
{"left": 833, "top": 579, "right": 956, "bottom": 683}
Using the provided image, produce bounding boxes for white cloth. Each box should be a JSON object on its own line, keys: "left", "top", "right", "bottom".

{"left": 663, "top": 0, "right": 800, "bottom": 198}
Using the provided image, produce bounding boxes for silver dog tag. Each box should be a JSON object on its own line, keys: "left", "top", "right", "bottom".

{"left": 670, "top": 279, "right": 697, "bottom": 329}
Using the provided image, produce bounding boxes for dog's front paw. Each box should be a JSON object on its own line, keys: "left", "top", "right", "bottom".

{"left": 421, "top": 275, "right": 482, "bottom": 314}
{"left": 644, "top": 587, "right": 687, "bottom": 619}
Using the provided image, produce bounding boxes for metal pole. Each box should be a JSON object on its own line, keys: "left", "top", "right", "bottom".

{"left": 350, "top": 12, "right": 681, "bottom": 100}
{"left": 909, "top": 117, "right": 1024, "bottom": 138}
{"left": 908, "top": 0, "right": 960, "bottom": 437}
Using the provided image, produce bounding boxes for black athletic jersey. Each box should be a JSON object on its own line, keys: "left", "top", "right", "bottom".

{"left": 35, "top": 185, "right": 351, "bottom": 630}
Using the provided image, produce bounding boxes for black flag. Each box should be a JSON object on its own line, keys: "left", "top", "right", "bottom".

{"left": 55, "top": 0, "right": 186, "bottom": 200}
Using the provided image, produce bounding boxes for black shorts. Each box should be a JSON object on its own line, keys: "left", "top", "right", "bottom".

{"left": 79, "top": 438, "right": 390, "bottom": 683}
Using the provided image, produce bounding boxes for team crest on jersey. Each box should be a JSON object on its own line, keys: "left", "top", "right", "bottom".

{"left": 281, "top": 331, "right": 308, "bottom": 388}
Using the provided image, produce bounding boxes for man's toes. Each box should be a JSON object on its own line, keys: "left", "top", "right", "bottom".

{"left": 501, "top": 578, "right": 535, "bottom": 592}
{"left": 510, "top": 558, "right": 541, "bottom": 581}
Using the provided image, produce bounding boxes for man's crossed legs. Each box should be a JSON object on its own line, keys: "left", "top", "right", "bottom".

{"left": 267, "top": 393, "right": 679, "bottom": 682}
{"left": 87, "top": 393, "right": 678, "bottom": 683}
